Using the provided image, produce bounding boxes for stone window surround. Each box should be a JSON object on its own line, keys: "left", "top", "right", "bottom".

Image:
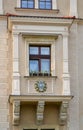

{"left": 9, "top": 17, "right": 72, "bottom": 95}
{"left": 25, "top": 38, "right": 56, "bottom": 77}
{"left": 17, "top": 0, "right": 57, "bottom": 10}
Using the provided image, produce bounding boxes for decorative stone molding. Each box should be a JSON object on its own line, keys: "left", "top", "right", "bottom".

{"left": 35, "top": 81, "right": 47, "bottom": 92}
{"left": 13, "top": 100, "right": 20, "bottom": 125}
{"left": 59, "top": 101, "right": 69, "bottom": 125}
{"left": 36, "top": 101, "right": 45, "bottom": 125}
{"left": 12, "top": 33, "right": 20, "bottom": 95}
{"left": 62, "top": 34, "right": 70, "bottom": 95}
{"left": 70, "top": 0, "right": 78, "bottom": 17}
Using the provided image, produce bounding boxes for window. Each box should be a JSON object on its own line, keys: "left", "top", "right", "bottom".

{"left": 39, "top": 0, "right": 52, "bottom": 9}
{"left": 29, "top": 45, "right": 51, "bottom": 76}
{"left": 21, "top": 0, "right": 34, "bottom": 8}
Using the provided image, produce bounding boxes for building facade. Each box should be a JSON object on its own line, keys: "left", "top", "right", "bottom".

{"left": 0, "top": 0, "right": 83, "bottom": 130}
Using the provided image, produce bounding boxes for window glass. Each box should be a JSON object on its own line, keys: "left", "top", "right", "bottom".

{"left": 21, "top": 0, "right": 34, "bottom": 8}
{"left": 41, "top": 47, "right": 50, "bottom": 55}
{"left": 41, "top": 59, "right": 50, "bottom": 72}
{"left": 29, "top": 46, "right": 51, "bottom": 75}
{"left": 39, "top": 0, "right": 52, "bottom": 9}
{"left": 46, "top": 2, "right": 51, "bottom": 9}
{"left": 30, "top": 47, "right": 38, "bottom": 54}
{"left": 30, "top": 60, "right": 39, "bottom": 72}
{"left": 21, "top": 0, "right": 27, "bottom": 8}
{"left": 40, "top": 2, "right": 45, "bottom": 9}
{"left": 28, "top": 1, "right": 34, "bottom": 8}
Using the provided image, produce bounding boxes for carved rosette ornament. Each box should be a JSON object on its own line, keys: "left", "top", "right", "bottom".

{"left": 35, "top": 81, "right": 47, "bottom": 92}
{"left": 13, "top": 100, "right": 20, "bottom": 125}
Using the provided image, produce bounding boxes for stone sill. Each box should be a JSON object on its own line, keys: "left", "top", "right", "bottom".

{"left": 24, "top": 75, "right": 57, "bottom": 78}
{"left": 15, "top": 7, "right": 59, "bottom": 14}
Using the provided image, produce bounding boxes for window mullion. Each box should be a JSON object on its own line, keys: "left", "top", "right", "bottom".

{"left": 39, "top": 47, "right": 41, "bottom": 72}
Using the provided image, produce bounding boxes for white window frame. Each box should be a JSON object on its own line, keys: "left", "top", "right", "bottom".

{"left": 25, "top": 39, "right": 56, "bottom": 76}
{"left": 17, "top": 0, "right": 57, "bottom": 9}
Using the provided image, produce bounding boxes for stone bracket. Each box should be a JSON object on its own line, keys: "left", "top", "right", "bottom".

{"left": 36, "top": 100, "right": 45, "bottom": 125}
{"left": 59, "top": 101, "right": 69, "bottom": 125}
{"left": 13, "top": 100, "right": 20, "bottom": 125}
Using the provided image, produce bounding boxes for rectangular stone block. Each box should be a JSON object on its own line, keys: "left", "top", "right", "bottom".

{"left": 0, "top": 59, "right": 8, "bottom": 65}
{"left": 0, "top": 115, "right": 8, "bottom": 122}
{"left": 0, "top": 109, "right": 9, "bottom": 115}
{"left": 0, "top": 70, "right": 8, "bottom": 77}
{"left": 0, "top": 50, "right": 8, "bottom": 58}
{"left": 0, "top": 44, "right": 8, "bottom": 51}
{"left": 0, "top": 39, "right": 7, "bottom": 44}
{"left": 0, "top": 88, "right": 8, "bottom": 96}
{"left": 0, "top": 102, "right": 7, "bottom": 109}
{"left": 0, "top": 96, "right": 8, "bottom": 103}
{"left": 0, "top": 83, "right": 8, "bottom": 88}
{"left": 0, "top": 65, "right": 7, "bottom": 70}
{"left": 0, "top": 78, "right": 8, "bottom": 83}
{"left": 0, "top": 122, "right": 9, "bottom": 128}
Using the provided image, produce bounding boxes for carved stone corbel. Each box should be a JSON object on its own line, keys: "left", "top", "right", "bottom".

{"left": 13, "top": 100, "right": 20, "bottom": 125}
{"left": 59, "top": 101, "right": 69, "bottom": 125}
{"left": 36, "top": 101, "right": 45, "bottom": 125}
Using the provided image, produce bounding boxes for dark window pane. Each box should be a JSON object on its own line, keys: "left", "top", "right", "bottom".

{"left": 30, "top": 47, "right": 38, "bottom": 54}
{"left": 46, "top": 2, "right": 51, "bottom": 9}
{"left": 40, "top": 0, "right": 44, "bottom": 1}
{"left": 39, "top": 0, "right": 52, "bottom": 9}
{"left": 21, "top": 0, "right": 34, "bottom": 8}
{"left": 46, "top": 0, "right": 51, "bottom": 1}
{"left": 40, "top": 2, "right": 45, "bottom": 9}
{"left": 30, "top": 60, "right": 39, "bottom": 72}
{"left": 41, "top": 47, "right": 50, "bottom": 55}
{"left": 28, "top": 1, "right": 34, "bottom": 8}
{"left": 41, "top": 59, "right": 50, "bottom": 72}
{"left": 29, "top": 46, "right": 51, "bottom": 75}
{"left": 21, "top": 0, "right": 27, "bottom": 8}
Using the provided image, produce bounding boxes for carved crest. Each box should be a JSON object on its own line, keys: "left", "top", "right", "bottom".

{"left": 35, "top": 81, "right": 47, "bottom": 92}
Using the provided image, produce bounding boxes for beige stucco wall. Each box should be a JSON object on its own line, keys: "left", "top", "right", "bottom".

{"left": 10, "top": 103, "right": 59, "bottom": 130}
{"left": 3, "top": 0, "right": 70, "bottom": 17}
{"left": 57, "top": 0, "right": 70, "bottom": 16}
{"left": 77, "top": 24, "right": 83, "bottom": 130}
{"left": 3, "top": 0, "right": 83, "bottom": 18}
{"left": 0, "top": 17, "right": 9, "bottom": 130}
{"left": 78, "top": 0, "right": 83, "bottom": 18}
{"left": 68, "top": 23, "right": 79, "bottom": 130}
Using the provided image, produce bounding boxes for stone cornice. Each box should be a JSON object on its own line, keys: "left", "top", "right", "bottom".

{"left": 9, "top": 95, "right": 73, "bottom": 103}
{"left": 15, "top": 7, "right": 59, "bottom": 13}
{"left": 8, "top": 16, "right": 73, "bottom": 31}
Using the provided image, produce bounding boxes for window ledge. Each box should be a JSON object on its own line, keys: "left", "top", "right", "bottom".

{"left": 24, "top": 75, "right": 57, "bottom": 78}
{"left": 15, "top": 7, "right": 59, "bottom": 13}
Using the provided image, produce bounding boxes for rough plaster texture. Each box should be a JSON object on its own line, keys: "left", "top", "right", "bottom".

{"left": 0, "top": 19, "right": 9, "bottom": 130}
